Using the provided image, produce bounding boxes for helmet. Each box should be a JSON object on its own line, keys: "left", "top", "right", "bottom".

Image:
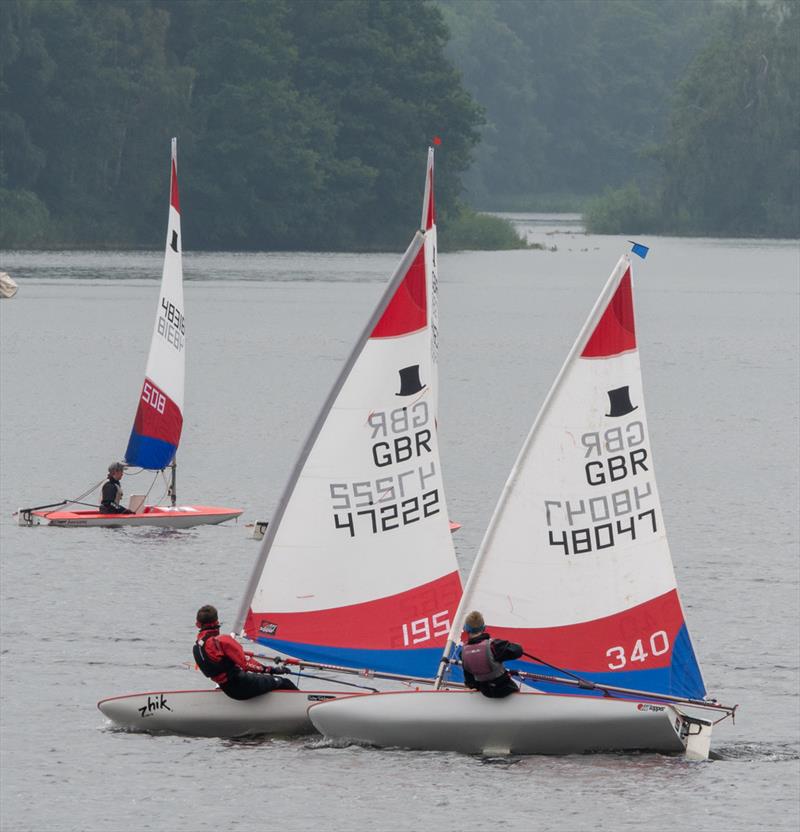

{"left": 108, "top": 461, "right": 124, "bottom": 474}
{"left": 464, "top": 610, "right": 485, "bottom": 635}
{"left": 196, "top": 604, "right": 220, "bottom": 629}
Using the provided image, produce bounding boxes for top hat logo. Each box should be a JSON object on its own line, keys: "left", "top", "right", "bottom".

{"left": 396, "top": 365, "right": 426, "bottom": 397}
{"left": 605, "top": 385, "right": 638, "bottom": 417}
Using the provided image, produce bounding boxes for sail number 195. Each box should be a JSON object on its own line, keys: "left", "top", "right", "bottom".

{"left": 401, "top": 610, "right": 450, "bottom": 646}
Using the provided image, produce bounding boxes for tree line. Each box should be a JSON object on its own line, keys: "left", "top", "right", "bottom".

{"left": 439, "top": 0, "right": 798, "bottom": 238}
{"left": 0, "top": 0, "right": 488, "bottom": 250}
{"left": 585, "top": 0, "right": 799, "bottom": 237}
{"left": 1, "top": 0, "right": 797, "bottom": 249}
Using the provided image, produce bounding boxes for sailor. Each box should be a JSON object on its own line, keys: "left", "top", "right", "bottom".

{"left": 193, "top": 605, "right": 298, "bottom": 700}
{"left": 100, "top": 462, "right": 134, "bottom": 514}
{"left": 460, "top": 610, "right": 522, "bottom": 699}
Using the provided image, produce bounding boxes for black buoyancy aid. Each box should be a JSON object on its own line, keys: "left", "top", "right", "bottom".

{"left": 193, "top": 635, "right": 237, "bottom": 684}
{"left": 102, "top": 477, "right": 123, "bottom": 507}
{"left": 462, "top": 639, "right": 506, "bottom": 682}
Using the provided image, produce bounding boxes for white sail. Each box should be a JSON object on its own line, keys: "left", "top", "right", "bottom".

{"left": 236, "top": 148, "right": 462, "bottom": 678}
{"left": 125, "top": 137, "right": 185, "bottom": 470}
{"left": 442, "top": 254, "right": 706, "bottom": 699}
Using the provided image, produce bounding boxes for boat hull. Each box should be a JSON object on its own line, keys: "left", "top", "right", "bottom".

{"left": 97, "top": 688, "right": 348, "bottom": 738}
{"left": 308, "top": 690, "right": 698, "bottom": 755}
{"left": 31, "top": 505, "right": 242, "bottom": 528}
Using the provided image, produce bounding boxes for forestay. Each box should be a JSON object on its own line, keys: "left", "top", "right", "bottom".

{"left": 125, "top": 138, "right": 185, "bottom": 470}
{"left": 442, "top": 255, "right": 705, "bottom": 699}
{"left": 236, "top": 148, "right": 462, "bottom": 677}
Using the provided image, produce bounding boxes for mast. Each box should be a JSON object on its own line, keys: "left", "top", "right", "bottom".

{"left": 168, "top": 460, "right": 177, "bottom": 506}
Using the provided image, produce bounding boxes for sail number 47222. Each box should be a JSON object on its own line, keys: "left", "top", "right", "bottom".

{"left": 606, "top": 630, "right": 669, "bottom": 669}
{"left": 401, "top": 610, "right": 450, "bottom": 646}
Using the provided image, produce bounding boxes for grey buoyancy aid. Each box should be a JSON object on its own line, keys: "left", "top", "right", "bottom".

{"left": 193, "top": 636, "right": 237, "bottom": 684}
{"left": 462, "top": 639, "right": 506, "bottom": 682}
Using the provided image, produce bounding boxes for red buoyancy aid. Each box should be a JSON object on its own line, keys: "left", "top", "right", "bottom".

{"left": 461, "top": 639, "right": 506, "bottom": 682}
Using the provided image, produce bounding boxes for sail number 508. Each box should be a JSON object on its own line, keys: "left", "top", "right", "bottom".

{"left": 142, "top": 381, "right": 165, "bottom": 414}
{"left": 606, "top": 631, "right": 669, "bottom": 669}
{"left": 401, "top": 610, "right": 450, "bottom": 646}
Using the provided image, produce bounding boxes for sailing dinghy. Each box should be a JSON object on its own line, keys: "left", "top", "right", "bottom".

{"left": 309, "top": 248, "right": 736, "bottom": 758}
{"left": 99, "top": 147, "right": 463, "bottom": 736}
{"left": 18, "top": 139, "right": 241, "bottom": 529}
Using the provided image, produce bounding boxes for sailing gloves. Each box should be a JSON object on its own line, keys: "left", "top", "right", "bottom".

{"left": 261, "top": 665, "right": 291, "bottom": 675}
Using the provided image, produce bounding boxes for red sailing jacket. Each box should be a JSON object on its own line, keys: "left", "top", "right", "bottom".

{"left": 194, "top": 628, "right": 265, "bottom": 684}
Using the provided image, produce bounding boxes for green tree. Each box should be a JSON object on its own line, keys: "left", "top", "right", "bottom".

{"left": 0, "top": 0, "right": 488, "bottom": 249}
{"left": 656, "top": 0, "right": 799, "bottom": 236}
{"left": 438, "top": 0, "right": 720, "bottom": 206}
{"left": 285, "top": 0, "right": 482, "bottom": 248}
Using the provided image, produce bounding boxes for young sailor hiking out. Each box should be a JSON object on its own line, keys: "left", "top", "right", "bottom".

{"left": 194, "top": 606, "right": 297, "bottom": 700}
{"left": 461, "top": 611, "right": 522, "bottom": 699}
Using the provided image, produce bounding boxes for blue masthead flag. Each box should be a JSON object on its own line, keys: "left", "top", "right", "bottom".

{"left": 628, "top": 240, "right": 649, "bottom": 259}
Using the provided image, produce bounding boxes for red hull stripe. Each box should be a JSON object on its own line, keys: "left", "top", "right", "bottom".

{"left": 370, "top": 247, "right": 427, "bottom": 338}
{"left": 132, "top": 377, "right": 183, "bottom": 446}
{"left": 483, "top": 589, "right": 685, "bottom": 674}
{"left": 170, "top": 160, "right": 180, "bottom": 213}
{"left": 425, "top": 167, "right": 435, "bottom": 230}
{"left": 245, "top": 570, "right": 462, "bottom": 651}
{"left": 581, "top": 269, "right": 636, "bottom": 358}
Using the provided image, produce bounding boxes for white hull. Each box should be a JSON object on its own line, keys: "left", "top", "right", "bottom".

{"left": 98, "top": 688, "right": 349, "bottom": 738}
{"left": 30, "top": 505, "right": 241, "bottom": 529}
{"left": 309, "top": 690, "right": 710, "bottom": 756}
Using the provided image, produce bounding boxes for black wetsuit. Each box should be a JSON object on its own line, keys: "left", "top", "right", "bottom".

{"left": 100, "top": 475, "right": 133, "bottom": 514}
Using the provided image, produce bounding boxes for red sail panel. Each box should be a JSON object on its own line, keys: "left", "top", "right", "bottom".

{"left": 170, "top": 159, "right": 180, "bottom": 213}
{"left": 485, "top": 589, "right": 685, "bottom": 673}
{"left": 244, "top": 570, "right": 462, "bottom": 650}
{"left": 581, "top": 268, "right": 636, "bottom": 358}
{"left": 131, "top": 377, "right": 183, "bottom": 447}
{"left": 424, "top": 166, "right": 435, "bottom": 230}
{"left": 370, "top": 247, "right": 427, "bottom": 338}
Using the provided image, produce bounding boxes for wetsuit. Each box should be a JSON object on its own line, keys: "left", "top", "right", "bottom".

{"left": 461, "top": 632, "right": 522, "bottom": 699}
{"left": 100, "top": 475, "right": 133, "bottom": 514}
{"left": 193, "top": 627, "right": 297, "bottom": 701}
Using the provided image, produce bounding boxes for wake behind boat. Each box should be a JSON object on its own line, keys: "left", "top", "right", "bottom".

{"left": 99, "top": 146, "right": 463, "bottom": 737}
{"left": 309, "top": 246, "right": 737, "bottom": 758}
{"left": 17, "top": 139, "right": 241, "bottom": 530}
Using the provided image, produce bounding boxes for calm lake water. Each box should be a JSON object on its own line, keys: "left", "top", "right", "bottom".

{"left": 1, "top": 221, "right": 798, "bottom": 832}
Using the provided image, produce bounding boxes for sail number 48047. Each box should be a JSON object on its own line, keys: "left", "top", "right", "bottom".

{"left": 401, "top": 610, "right": 450, "bottom": 646}
{"left": 606, "top": 630, "right": 669, "bottom": 669}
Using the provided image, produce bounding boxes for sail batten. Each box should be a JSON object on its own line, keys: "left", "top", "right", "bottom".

{"left": 236, "top": 148, "right": 460, "bottom": 678}
{"left": 125, "top": 137, "right": 185, "bottom": 470}
{"left": 441, "top": 254, "right": 705, "bottom": 700}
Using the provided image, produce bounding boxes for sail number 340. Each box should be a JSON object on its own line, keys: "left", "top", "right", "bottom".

{"left": 606, "top": 630, "right": 669, "bottom": 669}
